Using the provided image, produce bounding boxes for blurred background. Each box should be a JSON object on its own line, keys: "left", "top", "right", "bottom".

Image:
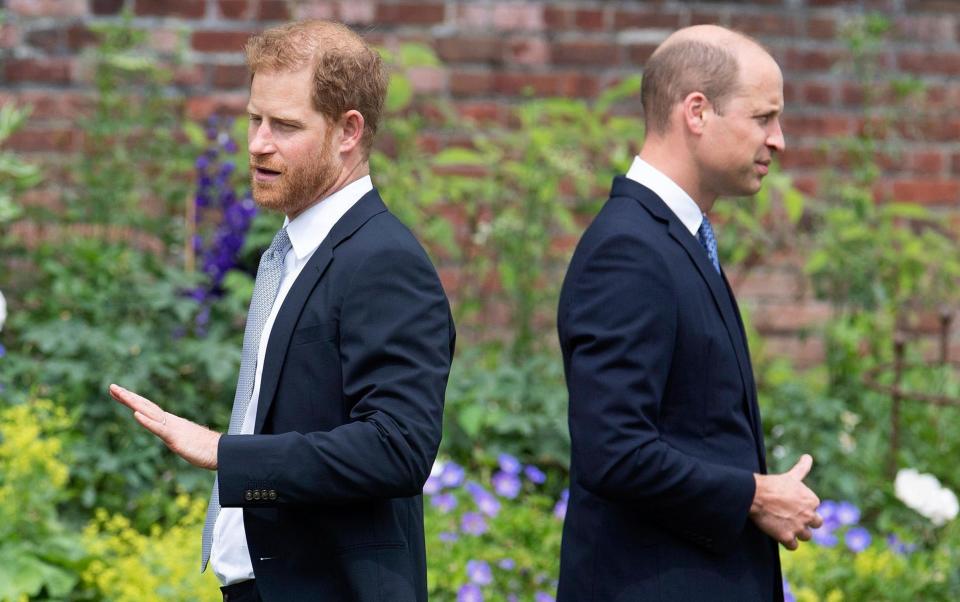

{"left": 2, "top": 0, "right": 960, "bottom": 600}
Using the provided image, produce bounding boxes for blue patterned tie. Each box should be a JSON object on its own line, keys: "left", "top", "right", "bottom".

{"left": 201, "top": 226, "right": 291, "bottom": 570}
{"left": 697, "top": 214, "right": 721, "bottom": 274}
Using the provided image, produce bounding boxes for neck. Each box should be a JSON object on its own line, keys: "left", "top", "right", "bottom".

{"left": 286, "top": 160, "right": 370, "bottom": 221}
{"left": 639, "top": 139, "right": 715, "bottom": 214}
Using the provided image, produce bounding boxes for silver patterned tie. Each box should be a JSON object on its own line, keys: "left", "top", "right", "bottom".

{"left": 201, "top": 226, "right": 291, "bottom": 571}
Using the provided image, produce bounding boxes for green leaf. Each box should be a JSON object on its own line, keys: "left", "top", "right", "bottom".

{"left": 386, "top": 73, "right": 413, "bottom": 113}
{"left": 432, "top": 147, "right": 487, "bottom": 167}
{"left": 399, "top": 43, "right": 440, "bottom": 67}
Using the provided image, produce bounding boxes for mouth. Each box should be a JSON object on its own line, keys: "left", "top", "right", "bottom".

{"left": 755, "top": 161, "right": 770, "bottom": 176}
{"left": 252, "top": 166, "right": 282, "bottom": 182}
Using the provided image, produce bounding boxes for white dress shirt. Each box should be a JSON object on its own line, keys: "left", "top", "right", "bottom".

{"left": 625, "top": 156, "right": 704, "bottom": 236}
{"left": 211, "top": 175, "right": 374, "bottom": 586}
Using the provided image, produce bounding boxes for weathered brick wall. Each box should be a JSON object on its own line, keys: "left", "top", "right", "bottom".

{"left": 4, "top": 0, "right": 960, "bottom": 364}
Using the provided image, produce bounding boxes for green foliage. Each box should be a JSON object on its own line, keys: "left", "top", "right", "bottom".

{"left": 0, "top": 104, "right": 40, "bottom": 234}
{"left": 0, "top": 399, "right": 84, "bottom": 601}
{"left": 443, "top": 350, "right": 569, "bottom": 470}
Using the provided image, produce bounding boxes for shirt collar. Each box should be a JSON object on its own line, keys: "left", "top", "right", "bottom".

{"left": 625, "top": 156, "right": 703, "bottom": 236}
{"left": 283, "top": 175, "right": 374, "bottom": 261}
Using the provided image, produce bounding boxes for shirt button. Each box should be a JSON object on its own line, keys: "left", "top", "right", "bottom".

{"left": 253, "top": 490, "right": 261, "bottom": 500}
{"left": 244, "top": 490, "right": 253, "bottom": 501}
{"left": 268, "top": 490, "right": 277, "bottom": 500}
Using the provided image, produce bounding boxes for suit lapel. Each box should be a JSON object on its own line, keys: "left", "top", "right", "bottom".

{"left": 253, "top": 189, "right": 389, "bottom": 433}
{"left": 612, "top": 177, "right": 765, "bottom": 461}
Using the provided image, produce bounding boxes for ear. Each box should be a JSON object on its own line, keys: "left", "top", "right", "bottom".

{"left": 337, "top": 109, "right": 365, "bottom": 154}
{"left": 681, "top": 91, "right": 710, "bottom": 135}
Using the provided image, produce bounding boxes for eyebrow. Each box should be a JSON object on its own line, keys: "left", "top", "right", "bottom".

{"left": 245, "top": 107, "right": 306, "bottom": 127}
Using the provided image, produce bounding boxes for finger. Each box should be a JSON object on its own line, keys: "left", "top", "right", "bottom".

{"left": 133, "top": 410, "right": 169, "bottom": 441}
{"left": 782, "top": 537, "right": 798, "bottom": 551}
{"left": 110, "top": 384, "right": 165, "bottom": 423}
{"left": 808, "top": 512, "right": 824, "bottom": 529}
{"left": 797, "top": 528, "right": 812, "bottom": 542}
{"left": 787, "top": 454, "right": 813, "bottom": 480}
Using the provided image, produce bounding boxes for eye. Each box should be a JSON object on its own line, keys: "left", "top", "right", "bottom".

{"left": 755, "top": 115, "right": 771, "bottom": 125}
{"left": 248, "top": 115, "right": 262, "bottom": 124}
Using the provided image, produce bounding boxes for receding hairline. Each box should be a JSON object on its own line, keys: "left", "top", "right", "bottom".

{"left": 245, "top": 20, "right": 372, "bottom": 73}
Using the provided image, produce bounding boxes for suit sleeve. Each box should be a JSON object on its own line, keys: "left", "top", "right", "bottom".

{"left": 217, "top": 242, "right": 454, "bottom": 505}
{"left": 561, "top": 232, "right": 755, "bottom": 552}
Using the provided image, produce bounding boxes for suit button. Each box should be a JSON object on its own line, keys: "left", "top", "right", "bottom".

{"left": 253, "top": 490, "right": 261, "bottom": 500}
{"left": 244, "top": 490, "right": 253, "bottom": 501}
{"left": 268, "top": 490, "right": 277, "bottom": 500}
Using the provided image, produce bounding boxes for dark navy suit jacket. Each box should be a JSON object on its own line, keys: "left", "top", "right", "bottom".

{"left": 557, "top": 177, "right": 782, "bottom": 601}
{"left": 217, "top": 189, "right": 455, "bottom": 601}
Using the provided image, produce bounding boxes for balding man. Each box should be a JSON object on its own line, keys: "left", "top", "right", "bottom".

{"left": 111, "top": 20, "right": 454, "bottom": 601}
{"left": 557, "top": 25, "right": 821, "bottom": 601}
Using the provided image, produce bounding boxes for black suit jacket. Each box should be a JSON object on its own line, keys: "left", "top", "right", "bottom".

{"left": 556, "top": 177, "right": 782, "bottom": 601}
{"left": 217, "top": 189, "right": 455, "bottom": 601}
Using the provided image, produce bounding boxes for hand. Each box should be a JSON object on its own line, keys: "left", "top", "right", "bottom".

{"left": 110, "top": 384, "right": 221, "bottom": 470}
{"left": 749, "top": 454, "right": 823, "bottom": 551}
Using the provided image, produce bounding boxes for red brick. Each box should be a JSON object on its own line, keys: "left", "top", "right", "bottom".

{"left": 435, "top": 36, "right": 500, "bottom": 63}
{"left": 91, "top": 0, "right": 124, "bottom": 15}
{"left": 544, "top": 6, "right": 572, "bottom": 29}
{"left": 2, "top": 90, "right": 91, "bottom": 119}
{"left": 910, "top": 151, "right": 945, "bottom": 175}
{"left": 192, "top": 31, "right": 255, "bottom": 53}
{"left": 807, "top": 16, "right": 836, "bottom": 39}
{"left": 614, "top": 9, "right": 681, "bottom": 30}
{"left": 754, "top": 301, "right": 833, "bottom": 333}
{"left": 779, "top": 145, "right": 823, "bottom": 169}
{"left": 450, "top": 70, "right": 493, "bottom": 96}
{"left": 26, "top": 28, "right": 63, "bottom": 53}
{"left": 783, "top": 48, "right": 840, "bottom": 72}
{"left": 0, "top": 24, "right": 21, "bottom": 49}
{"left": 504, "top": 38, "right": 550, "bottom": 66}
{"left": 338, "top": 0, "right": 376, "bottom": 24}
{"left": 376, "top": 3, "right": 445, "bottom": 25}
{"left": 762, "top": 335, "right": 825, "bottom": 368}
{"left": 553, "top": 41, "right": 620, "bottom": 67}
{"left": 172, "top": 64, "right": 205, "bottom": 86}
{"left": 627, "top": 44, "right": 659, "bottom": 65}
{"left": 18, "top": 188, "right": 63, "bottom": 212}
{"left": 218, "top": 0, "right": 251, "bottom": 19}
{"left": 894, "top": 15, "right": 956, "bottom": 42}
{"left": 574, "top": 8, "right": 607, "bottom": 31}
{"left": 730, "top": 14, "right": 798, "bottom": 36}
{"left": 728, "top": 268, "right": 806, "bottom": 301}
{"left": 7, "top": 128, "right": 80, "bottom": 152}
{"left": 898, "top": 51, "right": 960, "bottom": 76}
{"left": 555, "top": 72, "right": 600, "bottom": 98}
{"left": 906, "top": 0, "right": 960, "bottom": 11}
{"left": 9, "top": 0, "right": 86, "bottom": 17}
{"left": 782, "top": 114, "right": 851, "bottom": 137}
{"left": 891, "top": 179, "right": 960, "bottom": 204}
{"left": 135, "top": 0, "right": 205, "bottom": 18}
{"left": 952, "top": 153, "right": 960, "bottom": 174}
{"left": 494, "top": 72, "right": 560, "bottom": 96}
{"left": 258, "top": 0, "right": 290, "bottom": 20}
{"left": 690, "top": 11, "right": 729, "bottom": 26}
{"left": 67, "top": 25, "right": 99, "bottom": 50}
{"left": 456, "top": 101, "right": 504, "bottom": 123}
{"left": 841, "top": 83, "right": 866, "bottom": 106}
{"left": 5, "top": 58, "right": 72, "bottom": 84}
{"left": 801, "top": 82, "right": 833, "bottom": 105}
{"left": 491, "top": 3, "right": 543, "bottom": 31}
{"left": 185, "top": 94, "right": 249, "bottom": 120}
{"left": 212, "top": 64, "right": 250, "bottom": 88}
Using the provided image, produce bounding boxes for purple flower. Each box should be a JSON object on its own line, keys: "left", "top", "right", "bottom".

{"left": 439, "top": 531, "right": 459, "bottom": 543}
{"left": 524, "top": 465, "right": 546, "bottom": 484}
{"left": 457, "top": 583, "right": 483, "bottom": 602}
{"left": 811, "top": 525, "right": 838, "bottom": 547}
{"left": 836, "top": 501, "right": 860, "bottom": 526}
{"left": 886, "top": 533, "right": 916, "bottom": 556}
{"left": 423, "top": 476, "right": 442, "bottom": 495}
{"left": 783, "top": 577, "right": 795, "bottom": 602}
{"left": 0, "top": 343, "right": 5, "bottom": 358}
{"left": 466, "top": 560, "right": 493, "bottom": 585}
{"left": 441, "top": 462, "right": 466, "bottom": 488}
{"left": 845, "top": 527, "right": 872, "bottom": 553}
{"left": 498, "top": 453, "right": 522, "bottom": 475}
{"left": 554, "top": 489, "right": 569, "bottom": 520}
{"left": 466, "top": 482, "right": 501, "bottom": 517}
{"left": 224, "top": 138, "right": 239, "bottom": 153}
{"left": 817, "top": 500, "right": 841, "bottom": 531}
{"left": 461, "top": 512, "right": 488, "bottom": 536}
{"left": 535, "top": 593, "right": 555, "bottom": 602}
{"left": 498, "top": 558, "right": 515, "bottom": 571}
{"left": 431, "top": 492, "right": 457, "bottom": 513}
{"left": 492, "top": 471, "right": 522, "bottom": 499}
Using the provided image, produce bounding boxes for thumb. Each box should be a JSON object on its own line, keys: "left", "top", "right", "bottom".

{"left": 786, "top": 454, "right": 813, "bottom": 480}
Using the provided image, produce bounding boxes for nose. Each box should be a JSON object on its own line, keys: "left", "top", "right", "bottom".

{"left": 767, "top": 118, "right": 785, "bottom": 153}
{"left": 248, "top": 120, "right": 275, "bottom": 156}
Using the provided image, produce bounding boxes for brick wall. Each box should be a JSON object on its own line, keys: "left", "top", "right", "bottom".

{"left": 4, "top": 0, "right": 960, "bottom": 364}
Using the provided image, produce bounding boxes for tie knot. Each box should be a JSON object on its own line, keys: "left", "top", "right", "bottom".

{"left": 268, "top": 227, "right": 291, "bottom": 260}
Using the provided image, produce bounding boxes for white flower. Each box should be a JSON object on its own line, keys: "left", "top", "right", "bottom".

{"left": 0, "top": 289, "right": 6, "bottom": 332}
{"left": 895, "top": 468, "right": 959, "bottom": 527}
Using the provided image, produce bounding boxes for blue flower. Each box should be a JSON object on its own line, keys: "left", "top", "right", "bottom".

{"left": 439, "top": 531, "right": 459, "bottom": 543}
{"left": 498, "top": 557, "right": 515, "bottom": 570}
{"left": 466, "top": 482, "right": 501, "bottom": 517}
{"left": 498, "top": 453, "right": 522, "bottom": 475}
{"left": 441, "top": 462, "right": 466, "bottom": 488}
{"left": 0, "top": 343, "right": 5, "bottom": 358}
{"left": 457, "top": 583, "right": 483, "bottom": 602}
{"left": 492, "top": 470, "right": 522, "bottom": 499}
{"left": 886, "top": 533, "right": 916, "bottom": 556}
{"left": 817, "top": 500, "right": 841, "bottom": 531}
{"left": 461, "top": 512, "right": 488, "bottom": 536}
{"left": 466, "top": 559, "right": 493, "bottom": 585}
{"left": 783, "top": 577, "right": 795, "bottom": 602}
{"left": 836, "top": 501, "right": 860, "bottom": 526}
{"left": 524, "top": 465, "right": 546, "bottom": 484}
{"left": 553, "top": 489, "right": 569, "bottom": 520}
{"left": 423, "top": 475, "right": 442, "bottom": 495}
{"left": 811, "top": 525, "right": 838, "bottom": 547}
{"left": 431, "top": 492, "right": 457, "bottom": 513}
{"left": 845, "top": 527, "right": 871, "bottom": 553}
{"left": 534, "top": 593, "right": 555, "bottom": 602}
